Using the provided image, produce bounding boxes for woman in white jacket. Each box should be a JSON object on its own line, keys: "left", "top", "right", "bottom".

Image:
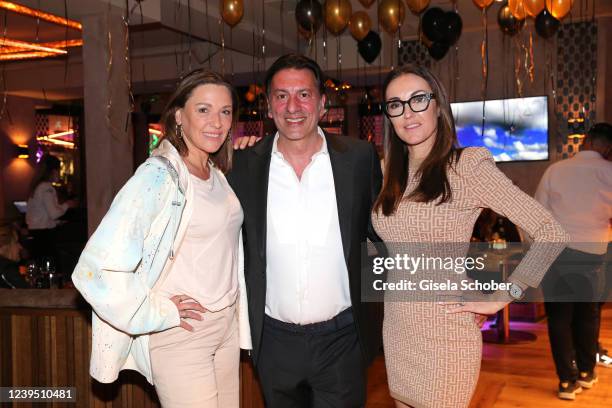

{"left": 72, "top": 70, "right": 251, "bottom": 408}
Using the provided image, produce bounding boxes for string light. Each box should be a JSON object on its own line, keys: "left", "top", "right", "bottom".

{"left": 0, "top": 38, "right": 82, "bottom": 54}
{"left": 0, "top": 51, "right": 60, "bottom": 61}
{"left": 0, "top": 1, "right": 82, "bottom": 30}
{"left": 0, "top": 37, "right": 67, "bottom": 54}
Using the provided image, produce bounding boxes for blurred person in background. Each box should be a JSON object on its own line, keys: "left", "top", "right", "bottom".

{"left": 26, "top": 154, "right": 77, "bottom": 261}
{"left": 535, "top": 122, "right": 612, "bottom": 399}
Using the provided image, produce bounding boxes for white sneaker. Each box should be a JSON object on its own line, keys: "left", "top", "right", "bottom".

{"left": 596, "top": 351, "right": 612, "bottom": 368}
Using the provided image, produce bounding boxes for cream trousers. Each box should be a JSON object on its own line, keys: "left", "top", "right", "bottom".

{"left": 149, "top": 303, "right": 239, "bottom": 408}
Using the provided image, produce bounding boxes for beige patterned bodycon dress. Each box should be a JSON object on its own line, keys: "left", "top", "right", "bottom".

{"left": 372, "top": 147, "right": 567, "bottom": 408}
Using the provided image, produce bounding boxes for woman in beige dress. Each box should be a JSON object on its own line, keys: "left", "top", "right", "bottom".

{"left": 371, "top": 65, "right": 567, "bottom": 408}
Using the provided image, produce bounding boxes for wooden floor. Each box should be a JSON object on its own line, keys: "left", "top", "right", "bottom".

{"left": 366, "top": 305, "right": 612, "bottom": 407}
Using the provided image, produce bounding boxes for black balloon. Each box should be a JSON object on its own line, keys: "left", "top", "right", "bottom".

{"left": 428, "top": 41, "right": 449, "bottom": 60}
{"left": 422, "top": 7, "right": 446, "bottom": 43}
{"left": 535, "top": 9, "right": 560, "bottom": 39}
{"left": 443, "top": 11, "right": 462, "bottom": 45}
{"left": 422, "top": 8, "right": 462, "bottom": 47}
{"left": 295, "top": 0, "right": 323, "bottom": 34}
{"left": 358, "top": 30, "right": 382, "bottom": 64}
{"left": 498, "top": 4, "right": 525, "bottom": 36}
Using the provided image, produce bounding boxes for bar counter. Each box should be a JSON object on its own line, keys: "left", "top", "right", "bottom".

{"left": 0, "top": 289, "right": 264, "bottom": 407}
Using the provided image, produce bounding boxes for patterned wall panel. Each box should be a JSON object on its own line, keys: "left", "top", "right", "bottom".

{"left": 555, "top": 21, "right": 598, "bottom": 159}
{"left": 360, "top": 115, "right": 383, "bottom": 146}
{"left": 398, "top": 40, "right": 432, "bottom": 68}
{"left": 34, "top": 113, "right": 49, "bottom": 138}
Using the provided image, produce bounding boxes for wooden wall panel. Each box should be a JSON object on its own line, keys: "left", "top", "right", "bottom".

{"left": 0, "top": 307, "right": 265, "bottom": 408}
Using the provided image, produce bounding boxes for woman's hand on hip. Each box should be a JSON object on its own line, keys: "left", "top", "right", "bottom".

{"left": 170, "top": 295, "right": 207, "bottom": 331}
{"left": 440, "top": 300, "right": 509, "bottom": 316}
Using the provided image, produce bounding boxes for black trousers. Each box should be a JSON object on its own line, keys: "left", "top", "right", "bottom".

{"left": 543, "top": 248, "right": 605, "bottom": 381}
{"left": 256, "top": 309, "right": 365, "bottom": 408}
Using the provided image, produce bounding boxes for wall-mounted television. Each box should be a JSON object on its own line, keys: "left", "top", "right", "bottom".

{"left": 450, "top": 96, "right": 549, "bottom": 162}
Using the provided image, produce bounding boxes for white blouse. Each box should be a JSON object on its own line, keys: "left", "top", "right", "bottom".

{"left": 26, "top": 182, "right": 68, "bottom": 230}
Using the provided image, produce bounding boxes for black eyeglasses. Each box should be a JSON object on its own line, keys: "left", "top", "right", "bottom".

{"left": 383, "top": 93, "right": 435, "bottom": 117}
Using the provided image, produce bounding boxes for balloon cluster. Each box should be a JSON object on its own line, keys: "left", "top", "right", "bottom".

{"left": 294, "top": 0, "right": 382, "bottom": 64}
{"left": 497, "top": 0, "right": 570, "bottom": 39}
{"left": 421, "top": 7, "right": 463, "bottom": 61}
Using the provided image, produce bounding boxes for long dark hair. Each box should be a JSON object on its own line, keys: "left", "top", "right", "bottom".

{"left": 373, "top": 64, "right": 461, "bottom": 216}
{"left": 29, "top": 154, "right": 61, "bottom": 198}
{"left": 160, "top": 69, "right": 239, "bottom": 173}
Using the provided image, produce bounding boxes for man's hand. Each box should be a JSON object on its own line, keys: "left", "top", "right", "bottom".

{"left": 233, "top": 135, "right": 262, "bottom": 150}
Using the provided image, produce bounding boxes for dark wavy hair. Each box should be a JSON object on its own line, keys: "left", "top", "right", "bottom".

{"left": 160, "top": 69, "right": 239, "bottom": 173}
{"left": 373, "top": 64, "right": 461, "bottom": 216}
{"left": 29, "top": 154, "right": 61, "bottom": 198}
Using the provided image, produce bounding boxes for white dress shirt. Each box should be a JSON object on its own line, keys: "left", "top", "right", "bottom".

{"left": 535, "top": 150, "right": 612, "bottom": 254}
{"left": 265, "top": 128, "right": 351, "bottom": 324}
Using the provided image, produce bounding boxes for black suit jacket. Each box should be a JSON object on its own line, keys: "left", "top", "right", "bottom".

{"left": 227, "top": 133, "right": 383, "bottom": 367}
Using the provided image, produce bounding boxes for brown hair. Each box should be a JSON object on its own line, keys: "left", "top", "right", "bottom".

{"left": 160, "top": 69, "right": 239, "bottom": 173}
{"left": 373, "top": 64, "right": 461, "bottom": 216}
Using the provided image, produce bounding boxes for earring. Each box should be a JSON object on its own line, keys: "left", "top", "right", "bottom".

{"left": 176, "top": 123, "right": 183, "bottom": 139}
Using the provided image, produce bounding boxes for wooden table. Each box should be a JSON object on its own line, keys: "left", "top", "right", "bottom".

{"left": 0, "top": 289, "right": 265, "bottom": 407}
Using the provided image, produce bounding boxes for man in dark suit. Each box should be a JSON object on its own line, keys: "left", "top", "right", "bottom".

{"left": 227, "top": 54, "right": 382, "bottom": 407}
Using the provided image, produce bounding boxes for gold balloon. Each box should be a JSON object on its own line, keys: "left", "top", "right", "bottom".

{"left": 324, "top": 0, "right": 352, "bottom": 35}
{"left": 349, "top": 11, "right": 372, "bottom": 41}
{"left": 378, "top": 0, "right": 406, "bottom": 35}
{"left": 220, "top": 0, "right": 244, "bottom": 27}
{"left": 472, "top": 0, "right": 494, "bottom": 9}
{"left": 508, "top": 0, "right": 527, "bottom": 20}
{"left": 546, "top": 0, "right": 573, "bottom": 20}
{"left": 406, "top": 0, "right": 430, "bottom": 15}
{"left": 359, "top": 0, "right": 376, "bottom": 8}
{"left": 523, "top": 0, "right": 545, "bottom": 17}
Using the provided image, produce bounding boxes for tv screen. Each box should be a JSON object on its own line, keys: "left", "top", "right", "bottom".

{"left": 450, "top": 96, "right": 549, "bottom": 162}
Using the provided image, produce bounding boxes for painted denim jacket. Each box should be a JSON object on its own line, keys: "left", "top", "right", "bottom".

{"left": 72, "top": 140, "right": 251, "bottom": 384}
